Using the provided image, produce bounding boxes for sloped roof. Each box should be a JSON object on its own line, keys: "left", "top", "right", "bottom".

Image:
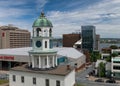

{"left": 11, "top": 64, "right": 74, "bottom": 76}
{"left": 0, "top": 47, "right": 84, "bottom": 59}
{"left": 54, "top": 47, "right": 83, "bottom": 59}
{"left": 74, "top": 39, "right": 82, "bottom": 45}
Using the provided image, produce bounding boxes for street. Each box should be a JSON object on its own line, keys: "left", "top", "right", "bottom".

{"left": 76, "top": 64, "right": 120, "bottom": 86}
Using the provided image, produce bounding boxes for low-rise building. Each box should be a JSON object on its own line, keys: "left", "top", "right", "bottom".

{"left": 9, "top": 65, "right": 75, "bottom": 86}
{"left": 63, "top": 33, "right": 81, "bottom": 47}
{"left": 101, "top": 53, "right": 110, "bottom": 59}
{"left": 9, "top": 12, "right": 75, "bottom": 86}
{"left": 98, "top": 49, "right": 120, "bottom": 78}
{"left": 0, "top": 47, "right": 86, "bottom": 70}
{"left": 111, "top": 57, "right": 120, "bottom": 79}
{"left": 111, "top": 49, "right": 120, "bottom": 54}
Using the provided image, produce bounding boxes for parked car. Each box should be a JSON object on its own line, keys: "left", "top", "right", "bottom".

{"left": 95, "top": 79, "right": 104, "bottom": 82}
{"left": 0, "top": 74, "right": 9, "bottom": 80}
{"left": 85, "top": 75, "right": 89, "bottom": 78}
{"left": 106, "top": 79, "right": 116, "bottom": 83}
{"left": 88, "top": 72, "right": 93, "bottom": 76}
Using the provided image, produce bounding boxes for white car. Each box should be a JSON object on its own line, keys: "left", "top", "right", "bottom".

{"left": 85, "top": 75, "right": 89, "bottom": 78}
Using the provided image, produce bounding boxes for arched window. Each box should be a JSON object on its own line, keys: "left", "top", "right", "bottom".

{"left": 36, "top": 28, "right": 41, "bottom": 36}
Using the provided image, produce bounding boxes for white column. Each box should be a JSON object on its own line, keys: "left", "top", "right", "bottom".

{"left": 101, "top": 54, "right": 103, "bottom": 59}
{"left": 34, "top": 28, "right": 37, "bottom": 37}
{"left": 55, "top": 56, "right": 57, "bottom": 66}
{"left": 52, "top": 56, "right": 55, "bottom": 67}
{"left": 39, "top": 56, "right": 41, "bottom": 68}
{"left": 47, "top": 56, "right": 49, "bottom": 68}
{"left": 32, "top": 56, "right": 35, "bottom": 68}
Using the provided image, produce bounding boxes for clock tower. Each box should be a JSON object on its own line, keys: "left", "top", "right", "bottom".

{"left": 28, "top": 12, "right": 57, "bottom": 69}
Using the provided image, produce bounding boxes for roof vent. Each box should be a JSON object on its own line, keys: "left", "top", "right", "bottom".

{"left": 67, "top": 65, "right": 71, "bottom": 70}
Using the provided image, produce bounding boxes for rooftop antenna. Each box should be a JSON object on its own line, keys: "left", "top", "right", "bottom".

{"left": 75, "top": 29, "right": 81, "bottom": 34}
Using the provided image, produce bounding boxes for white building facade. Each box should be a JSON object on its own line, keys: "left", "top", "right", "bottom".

{"left": 9, "top": 12, "right": 75, "bottom": 86}
{"left": 111, "top": 57, "right": 120, "bottom": 78}
{"left": 111, "top": 49, "right": 120, "bottom": 78}
{"left": 9, "top": 66, "right": 75, "bottom": 86}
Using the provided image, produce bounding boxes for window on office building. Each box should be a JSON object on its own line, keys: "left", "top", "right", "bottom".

{"left": 13, "top": 75, "right": 16, "bottom": 82}
{"left": 33, "top": 77, "right": 36, "bottom": 85}
{"left": 56, "top": 80, "right": 60, "bottom": 86}
{"left": 113, "top": 66, "right": 120, "bottom": 70}
{"left": 21, "top": 76, "right": 24, "bottom": 83}
{"left": 113, "top": 61, "right": 120, "bottom": 63}
{"left": 45, "top": 79, "right": 49, "bottom": 86}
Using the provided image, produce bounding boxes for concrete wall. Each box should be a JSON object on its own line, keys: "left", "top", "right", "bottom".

{"left": 64, "top": 70, "right": 75, "bottom": 86}
{"left": 69, "top": 55, "right": 86, "bottom": 68}
{"left": 76, "top": 55, "right": 86, "bottom": 68}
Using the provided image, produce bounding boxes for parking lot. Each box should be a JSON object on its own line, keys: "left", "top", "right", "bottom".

{"left": 88, "top": 76, "right": 120, "bottom": 84}
{"left": 0, "top": 71, "right": 9, "bottom": 80}
{"left": 76, "top": 64, "right": 120, "bottom": 86}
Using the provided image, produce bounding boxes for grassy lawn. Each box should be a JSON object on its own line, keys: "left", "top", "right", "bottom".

{"left": 0, "top": 80, "right": 9, "bottom": 85}
{"left": 75, "top": 83, "right": 85, "bottom": 86}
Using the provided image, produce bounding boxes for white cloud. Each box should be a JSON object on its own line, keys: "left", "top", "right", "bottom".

{"left": 46, "top": 0, "right": 120, "bottom": 38}
{"left": 96, "top": 24, "right": 120, "bottom": 38}
{"left": 36, "top": 0, "right": 48, "bottom": 11}
{"left": 0, "top": 0, "right": 34, "bottom": 32}
{"left": 0, "top": 0, "right": 33, "bottom": 18}
{"left": 0, "top": 0, "right": 27, "bottom": 7}
{"left": 0, "top": 8, "right": 31, "bottom": 18}
{"left": 0, "top": 0, "right": 120, "bottom": 38}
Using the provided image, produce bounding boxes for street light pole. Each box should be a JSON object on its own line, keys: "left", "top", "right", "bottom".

{"left": 99, "top": 65, "right": 100, "bottom": 78}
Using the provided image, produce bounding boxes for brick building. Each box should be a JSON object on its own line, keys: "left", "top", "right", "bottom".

{"left": 63, "top": 33, "right": 100, "bottom": 64}
{"left": 63, "top": 33, "right": 81, "bottom": 47}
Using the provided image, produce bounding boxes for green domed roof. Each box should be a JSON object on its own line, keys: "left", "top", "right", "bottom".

{"left": 32, "top": 12, "right": 53, "bottom": 27}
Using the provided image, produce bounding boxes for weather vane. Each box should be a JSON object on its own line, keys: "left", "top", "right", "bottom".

{"left": 40, "top": 9, "right": 45, "bottom": 17}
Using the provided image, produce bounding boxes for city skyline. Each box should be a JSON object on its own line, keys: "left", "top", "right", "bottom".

{"left": 0, "top": 0, "right": 120, "bottom": 38}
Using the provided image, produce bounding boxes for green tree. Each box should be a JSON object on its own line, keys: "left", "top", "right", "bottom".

{"left": 111, "top": 52, "right": 118, "bottom": 57}
{"left": 90, "top": 51, "right": 101, "bottom": 62}
{"left": 76, "top": 83, "right": 85, "bottom": 86}
{"left": 109, "top": 45, "right": 118, "bottom": 49}
{"left": 105, "top": 56, "right": 111, "bottom": 62}
{"left": 98, "top": 62, "right": 105, "bottom": 77}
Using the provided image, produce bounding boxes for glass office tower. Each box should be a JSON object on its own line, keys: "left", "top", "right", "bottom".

{"left": 81, "top": 25, "right": 96, "bottom": 52}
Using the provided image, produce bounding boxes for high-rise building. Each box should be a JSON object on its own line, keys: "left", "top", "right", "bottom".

{"left": 95, "top": 35, "right": 100, "bottom": 50}
{"left": 0, "top": 25, "right": 31, "bottom": 48}
{"left": 81, "top": 25, "right": 96, "bottom": 52}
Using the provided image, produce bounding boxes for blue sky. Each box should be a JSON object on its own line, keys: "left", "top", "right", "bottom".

{"left": 0, "top": 0, "right": 120, "bottom": 38}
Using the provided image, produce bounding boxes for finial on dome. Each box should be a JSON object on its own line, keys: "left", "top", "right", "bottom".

{"left": 40, "top": 11, "right": 45, "bottom": 17}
